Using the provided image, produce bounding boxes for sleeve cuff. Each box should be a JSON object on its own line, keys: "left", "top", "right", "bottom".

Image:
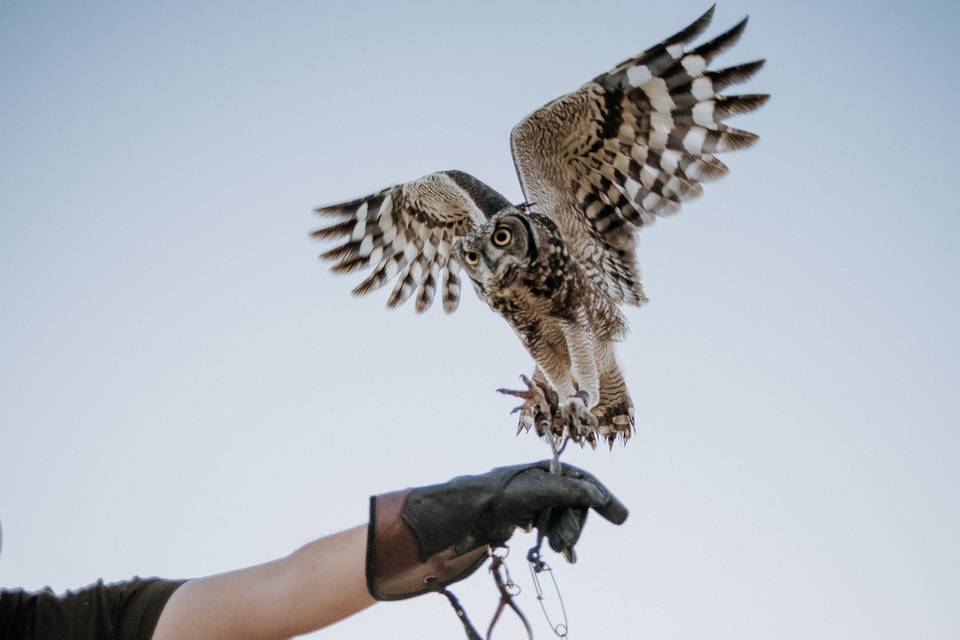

{"left": 366, "top": 491, "right": 488, "bottom": 601}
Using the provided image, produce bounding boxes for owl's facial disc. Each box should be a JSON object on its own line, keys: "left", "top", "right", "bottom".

{"left": 489, "top": 213, "right": 537, "bottom": 264}
{"left": 457, "top": 212, "right": 534, "bottom": 288}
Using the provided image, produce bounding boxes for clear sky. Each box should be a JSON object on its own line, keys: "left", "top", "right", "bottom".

{"left": 1, "top": 1, "right": 958, "bottom": 638}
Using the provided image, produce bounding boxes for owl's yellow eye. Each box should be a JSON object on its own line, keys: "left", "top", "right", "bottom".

{"left": 463, "top": 250, "right": 480, "bottom": 265}
{"left": 492, "top": 227, "right": 512, "bottom": 247}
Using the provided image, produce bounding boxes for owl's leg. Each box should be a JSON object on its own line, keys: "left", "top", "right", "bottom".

{"left": 593, "top": 350, "right": 635, "bottom": 449}
{"left": 556, "top": 310, "right": 601, "bottom": 438}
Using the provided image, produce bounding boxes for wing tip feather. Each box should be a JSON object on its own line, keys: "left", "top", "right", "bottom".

{"left": 319, "top": 241, "right": 359, "bottom": 262}
{"left": 329, "top": 256, "right": 370, "bottom": 274}
{"left": 693, "top": 16, "right": 750, "bottom": 61}
{"left": 312, "top": 205, "right": 354, "bottom": 219}
{"left": 715, "top": 93, "right": 770, "bottom": 119}
{"left": 664, "top": 4, "right": 717, "bottom": 47}
{"left": 718, "top": 127, "right": 760, "bottom": 151}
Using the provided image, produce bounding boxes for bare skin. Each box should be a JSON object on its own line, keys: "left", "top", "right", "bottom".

{"left": 151, "top": 525, "right": 375, "bottom": 640}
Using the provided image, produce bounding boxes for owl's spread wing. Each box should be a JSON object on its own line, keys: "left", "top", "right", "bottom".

{"left": 313, "top": 170, "right": 510, "bottom": 312}
{"left": 510, "top": 7, "right": 767, "bottom": 305}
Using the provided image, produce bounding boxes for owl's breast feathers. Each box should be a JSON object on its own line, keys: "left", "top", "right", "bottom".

{"left": 482, "top": 214, "right": 625, "bottom": 346}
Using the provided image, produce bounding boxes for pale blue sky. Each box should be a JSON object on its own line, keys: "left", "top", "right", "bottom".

{"left": 1, "top": 1, "right": 958, "bottom": 638}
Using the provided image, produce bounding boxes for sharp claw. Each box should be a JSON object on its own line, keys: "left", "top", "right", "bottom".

{"left": 503, "top": 374, "right": 598, "bottom": 444}
{"left": 586, "top": 432, "right": 598, "bottom": 450}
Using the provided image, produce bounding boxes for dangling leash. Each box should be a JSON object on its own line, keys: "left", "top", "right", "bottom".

{"left": 440, "top": 536, "right": 570, "bottom": 640}
{"left": 487, "top": 548, "right": 534, "bottom": 639}
{"left": 439, "top": 586, "right": 484, "bottom": 640}
{"left": 439, "top": 546, "right": 533, "bottom": 640}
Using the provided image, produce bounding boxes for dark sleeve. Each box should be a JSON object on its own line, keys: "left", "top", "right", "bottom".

{"left": 1, "top": 577, "right": 185, "bottom": 640}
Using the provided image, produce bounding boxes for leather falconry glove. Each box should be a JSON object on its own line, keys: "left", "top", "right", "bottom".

{"left": 366, "top": 461, "right": 627, "bottom": 600}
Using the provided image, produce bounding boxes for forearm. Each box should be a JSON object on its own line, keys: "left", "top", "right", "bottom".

{"left": 152, "top": 525, "right": 375, "bottom": 640}
{"left": 282, "top": 524, "right": 376, "bottom": 631}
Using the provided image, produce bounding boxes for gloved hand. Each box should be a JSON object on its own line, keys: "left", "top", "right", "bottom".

{"left": 366, "top": 461, "right": 626, "bottom": 600}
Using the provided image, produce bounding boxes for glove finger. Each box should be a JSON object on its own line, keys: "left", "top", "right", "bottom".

{"left": 545, "top": 507, "right": 587, "bottom": 554}
{"left": 520, "top": 471, "right": 609, "bottom": 512}
{"left": 557, "top": 464, "right": 628, "bottom": 525}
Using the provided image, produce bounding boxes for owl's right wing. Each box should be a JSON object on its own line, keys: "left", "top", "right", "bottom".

{"left": 510, "top": 7, "right": 767, "bottom": 305}
{"left": 313, "top": 170, "right": 510, "bottom": 313}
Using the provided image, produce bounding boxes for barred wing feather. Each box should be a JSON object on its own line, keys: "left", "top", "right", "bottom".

{"left": 313, "top": 171, "right": 510, "bottom": 313}
{"left": 510, "top": 6, "right": 767, "bottom": 305}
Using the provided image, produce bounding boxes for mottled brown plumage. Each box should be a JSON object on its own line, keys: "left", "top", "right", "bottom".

{"left": 311, "top": 7, "right": 767, "bottom": 446}
{"left": 457, "top": 210, "right": 632, "bottom": 445}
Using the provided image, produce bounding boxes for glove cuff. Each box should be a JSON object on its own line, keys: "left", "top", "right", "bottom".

{"left": 366, "top": 491, "right": 489, "bottom": 601}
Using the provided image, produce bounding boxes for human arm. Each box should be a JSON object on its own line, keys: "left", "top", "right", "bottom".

{"left": 1, "top": 462, "right": 624, "bottom": 640}
{"left": 0, "top": 528, "right": 374, "bottom": 640}
{"left": 151, "top": 461, "right": 625, "bottom": 638}
{"left": 151, "top": 525, "right": 374, "bottom": 640}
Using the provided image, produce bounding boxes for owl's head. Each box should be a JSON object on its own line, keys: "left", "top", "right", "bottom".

{"left": 456, "top": 208, "right": 538, "bottom": 290}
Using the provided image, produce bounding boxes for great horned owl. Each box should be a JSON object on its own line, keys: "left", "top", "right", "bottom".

{"left": 313, "top": 8, "right": 767, "bottom": 447}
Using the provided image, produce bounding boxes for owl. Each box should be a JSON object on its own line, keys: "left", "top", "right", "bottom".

{"left": 313, "top": 7, "right": 767, "bottom": 447}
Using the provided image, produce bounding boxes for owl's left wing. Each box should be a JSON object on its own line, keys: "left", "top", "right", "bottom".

{"left": 313, "top": 170, "right": 510, "bottom": 313}
{"left": 510, "top": 7, "right": 767, "bottom": 303}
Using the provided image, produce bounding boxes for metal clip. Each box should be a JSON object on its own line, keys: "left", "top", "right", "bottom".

{"left": 528, "top": 553, "right": 568, "bottom": 639}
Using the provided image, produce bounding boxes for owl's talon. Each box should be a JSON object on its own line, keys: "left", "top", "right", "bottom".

{"left": 517, "top": 412, "right": 537, "bottom": 434}
{"left": 499, "top": 374, "right": 558, "bottom": 436}
{"left": 562, "top": 394, "right": 598, "bottom": 440}
{"left": 585, "top": 431, "right": 598, "bottom": 450}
